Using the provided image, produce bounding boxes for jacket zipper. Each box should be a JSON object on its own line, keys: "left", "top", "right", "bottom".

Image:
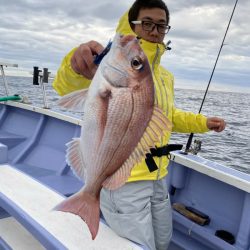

{"left": 161, "top": 76, "right": 169, "bottom": 115}
{"left": 152, "top": 45, "right": 163, "bottom": 180}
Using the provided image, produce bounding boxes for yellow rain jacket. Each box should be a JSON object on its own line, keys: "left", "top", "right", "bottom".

{"left": 53, "top": 11, "right": 209, "bottom": 182}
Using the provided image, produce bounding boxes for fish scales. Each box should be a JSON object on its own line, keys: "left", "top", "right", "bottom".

{"left": 90, "top": 90, "right": 134, "bottom": 178}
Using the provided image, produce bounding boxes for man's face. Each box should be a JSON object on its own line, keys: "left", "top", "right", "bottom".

{"left": 133, "top": 8, "right": 167, "bottom": 43}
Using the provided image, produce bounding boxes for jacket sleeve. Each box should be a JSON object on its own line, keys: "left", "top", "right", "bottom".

{"left": 165, "top": 70, "right": 209, "bottom": 134}
{"left": 52, "top": 48, "right": 91, "bottom": 96}
{"left": 172, "top": 107, "right": 209, "bottom": 133}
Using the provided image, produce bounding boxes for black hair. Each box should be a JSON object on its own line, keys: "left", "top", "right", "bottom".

{"left": 128, "top": 0, "right": 170, "bottom": 29}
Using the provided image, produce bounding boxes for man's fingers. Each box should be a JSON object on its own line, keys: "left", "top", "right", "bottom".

{"left": 210, "top": 120, "right": 226, "bottom": 132}
{"left": 71, "top": 46, "right": 93, "bottom": 79}
{"left": 207, "top": 117, "right": 226, "bottom": 132}
{"left": 71, "top": 56, "right": 81, "bottom": 74}
{"left": 86, "top": 41, "right": 104, "bottom": 75}
{"left": 70, "top": 41, "right": 104, "bottom": 79}
{"left": 88, "top": 40, "right": 104, "bottom": 55}
{"left": 75, "top": 54, "right": 92, "bottom": 79}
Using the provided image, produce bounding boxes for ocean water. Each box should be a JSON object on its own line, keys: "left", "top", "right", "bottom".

{"left": 1, "top": 76, "right": 250, "bottom": 174}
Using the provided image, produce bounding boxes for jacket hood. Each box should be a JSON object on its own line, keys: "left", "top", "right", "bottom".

{"left": 116, "top": 11, "right": 166, "bottom": 67}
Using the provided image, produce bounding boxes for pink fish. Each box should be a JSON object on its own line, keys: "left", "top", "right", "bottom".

{"left": 55, "top": 34, "right": 171, "bottom": 240}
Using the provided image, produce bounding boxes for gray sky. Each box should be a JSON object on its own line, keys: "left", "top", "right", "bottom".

{"left": 0, "top": 0, "right": 249, "bottom": 93}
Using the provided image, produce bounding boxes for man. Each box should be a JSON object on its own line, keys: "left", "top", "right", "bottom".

{"left": 53, "top": 0, "right": 226, "bottom": 249}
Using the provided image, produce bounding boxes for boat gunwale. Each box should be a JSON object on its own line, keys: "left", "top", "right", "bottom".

{"left": 170, "top": 151, "right": 250, "bottom": 193}
{"left": 0, "top": 101, "right": 82, "bottom": 126}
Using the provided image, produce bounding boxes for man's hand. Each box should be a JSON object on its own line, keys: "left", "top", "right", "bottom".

{"left": 71, "top": 41, "right": 104, "bottom": 79}
{"left": 207, "top": 117, "right": 226, "bottom": 132}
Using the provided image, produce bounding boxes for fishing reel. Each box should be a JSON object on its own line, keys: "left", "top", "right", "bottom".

{"left": 189, "top": 139, "right": 202, "bottom": 155}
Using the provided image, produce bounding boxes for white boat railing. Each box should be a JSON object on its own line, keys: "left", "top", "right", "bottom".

{"left": 0, "top": 63, "right": 52, "bottom": 109}
{"left": 0, "top": 62, "right": 18, "bottom": 96}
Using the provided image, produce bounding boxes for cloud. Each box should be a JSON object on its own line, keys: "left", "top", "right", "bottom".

{"left": 164, "top": 0, "right": 250, "bottom": 92}
{"left": 0, "top": 0, "right": 249, "bottom": 93}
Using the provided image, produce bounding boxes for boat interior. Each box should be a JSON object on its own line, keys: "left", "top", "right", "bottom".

{"left": 0, "top": 102, "right": 249, "bottom": 250}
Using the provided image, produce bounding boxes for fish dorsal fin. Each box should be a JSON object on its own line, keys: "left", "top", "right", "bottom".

{"left": 102, "top": 106, "right": 172, "bottom": 190}
{"left": 66, "top": 138, "right": 86, "bottom": 180}
{"left": 57, "top": 88, "right": 88, "bottom": 111}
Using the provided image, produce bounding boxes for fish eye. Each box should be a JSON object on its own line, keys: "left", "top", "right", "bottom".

{"left": 131, "top": 56, "right": 143, "bottom": 70}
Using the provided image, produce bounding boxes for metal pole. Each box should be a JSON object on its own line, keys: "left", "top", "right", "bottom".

{"left": 39, "top": 76, "right": 50, "bottom": 109}
{"left": 0, "top": 65, "right": 10, "bottom": 96}
{"left": 184, "top": 0, "right": 239, "bottom": 153}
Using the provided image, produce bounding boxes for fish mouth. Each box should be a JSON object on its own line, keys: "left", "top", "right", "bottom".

{"left": 118, "top": 34, "right": 139, "bottom": 46}
{"left": 113, "top": 34, "right": 140, "bottom": 52}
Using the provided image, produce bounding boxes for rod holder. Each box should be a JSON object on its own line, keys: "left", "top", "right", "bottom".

{"left": 33, "top": 66, "right": 42, "bottom": 85}
{"left": 43, "top": 68, "right": 49, "bottom": 83}
{"left": 33, "top": 66, "right": 51, "bottom": 109}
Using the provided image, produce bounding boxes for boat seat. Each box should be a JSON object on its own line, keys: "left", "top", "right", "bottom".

{"left": 0, "top": 165, "right": 142, "bottom": 250}
{"left": 0, "top": 131, "right": 26, "bottom": 148}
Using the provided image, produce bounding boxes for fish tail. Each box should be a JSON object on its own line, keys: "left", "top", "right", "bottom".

{"left": 54, "top": 191, "right": 100, "bottom": 240}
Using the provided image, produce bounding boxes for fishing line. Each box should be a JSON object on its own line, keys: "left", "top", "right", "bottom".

{"left": 184, "top": 0, "right": 239, "bottom": 154}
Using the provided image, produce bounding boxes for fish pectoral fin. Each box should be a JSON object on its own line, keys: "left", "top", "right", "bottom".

{"left": 66, "top": 138, "right": 86, "bottom": 180}
{"left": 135, "top": 106, "right": 172, "bottom": 156}
{"left": 98, "top": 87, "right": 112, "bottom": 99}
{"left": 102, "top": 137, "right": 151, "bottom": 190}
{"left": 57, "top": 88, "right": 89, "bottom": 111}
{"left": 150, "top": 106, "right": 172, "bottom": 133}
{"left": 102, "top": 106, "right": 172, "bottom": 190}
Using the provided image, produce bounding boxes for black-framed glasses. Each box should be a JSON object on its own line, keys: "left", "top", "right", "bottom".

{"left": 131, "top": 20, "right": 171, "bottom": 34}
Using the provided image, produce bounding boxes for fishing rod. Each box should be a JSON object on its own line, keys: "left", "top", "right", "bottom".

{"left": 184, "top": 0, "right": 238, "bottom": 154}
